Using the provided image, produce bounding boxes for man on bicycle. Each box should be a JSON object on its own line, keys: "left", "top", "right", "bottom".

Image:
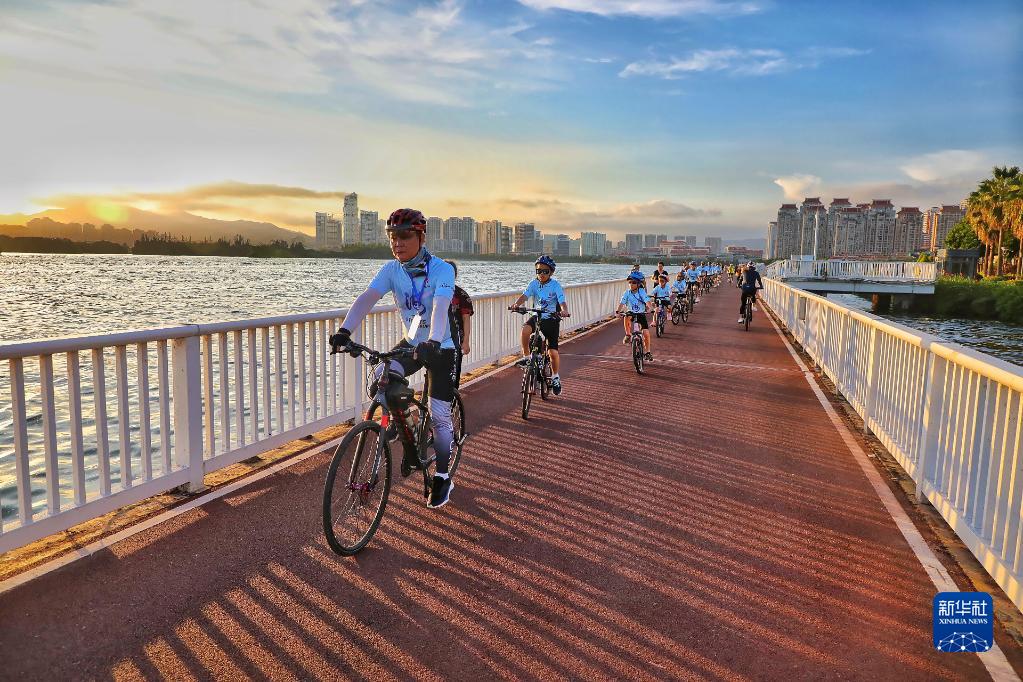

{"left": 739, "top": 261, "right": 764, "bottom": 324}
{"left": 617, "top": 272, "right": 653, "bottom": 361}
{"left": 329, "top": 208, "right": 458, "bottom": 509}
{"left": 651, "top": 272, "right": 672, "bottom": 327}
{"left": 671, "top": 270, "right": 688, "bottom": 308}
{"left": 509, "top": 255, "right": 570, "bottom": 395}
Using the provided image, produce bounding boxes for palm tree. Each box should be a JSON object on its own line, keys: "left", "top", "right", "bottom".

{"left": 968, "top": 166, "right": 1021, "bottom": 276}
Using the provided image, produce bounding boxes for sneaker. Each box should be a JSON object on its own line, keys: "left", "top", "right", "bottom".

{"left": 644, "top": 352, "right": 653, "bottom": 361}
{"left": 400, "top": 444, "right": 420, "bottom": 477}
{"left": 427, "top": 475, "right": 454, "bottom": 508}
{"left": 622, "top": 336, "right": 630, "bottom": 345}
{"left": 551, "top": 377, "right": 562, "bottom": 395}
{"left": 738, "top": 318, "right": 744, "bottom": 323}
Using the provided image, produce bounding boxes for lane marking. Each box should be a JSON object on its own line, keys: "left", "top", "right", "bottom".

{"left": 762, "top": 304, "right": 1019, "bottom": 681}
{"left": 0, "top": 315, "right": 619, "bottom": 594}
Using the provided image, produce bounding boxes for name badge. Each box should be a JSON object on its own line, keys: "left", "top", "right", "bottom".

{"left": 406, "top": 313, "right": 422, "bottom": 340}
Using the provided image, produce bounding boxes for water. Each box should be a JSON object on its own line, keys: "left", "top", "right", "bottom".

{"left": 0, "top": 253, "right": 633, "bottom": 342}
{"left": 828, "top": 294, "right": 1023, "bottom": 366}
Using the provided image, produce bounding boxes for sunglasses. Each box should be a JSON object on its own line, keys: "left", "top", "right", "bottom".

{"left": 535, "top": 269, "right": 551, "bottom": 275}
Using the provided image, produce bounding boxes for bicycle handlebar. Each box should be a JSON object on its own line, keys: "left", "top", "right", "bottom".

{"left": 330, "top": 340, "right": 414, "bottom": 363}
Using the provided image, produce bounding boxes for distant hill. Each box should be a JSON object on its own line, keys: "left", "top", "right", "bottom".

{"left": 0, "top": 206, "right": 314, "bottom": 245}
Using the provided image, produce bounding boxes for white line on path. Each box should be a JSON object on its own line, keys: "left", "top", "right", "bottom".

{"left": 561, "top": 352, "right": 800, "bottom": 373}
{"left": 762, "top": 304, "right": 1019, "bottom": 682}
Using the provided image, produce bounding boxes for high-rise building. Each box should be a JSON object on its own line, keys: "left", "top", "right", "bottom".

{"left": 443, "top": 217, "right": 476, "bottom": 253}
{"left": 932, "top": 205, "right": 966, "bottom": 251}
{"left": 894, "top": 207, "right": 923, "bottom": 255}
{"left": 359, "top": 210, "right": 379, "bottom": 244}
{"left": 704, "top": 236, "right": 723, "bottom": 254}
{"left": 766, "top": 222, "right": 778, "bottom": 259}
{"left": 581, "top": 231, "right": 607, "bottom": 257}
{"left": 548, "top": 234, "right": 571, "bottom": 258}
{"left": 644, "top": 234, "right": 658, "bottom": 248}
{"left": 376, "top": 218, "right": 388, "bottom": 244}
{"left": 672, "top": 235, "right": 686, "bottom": 242}
{"left": 427, "top": 216, "right": 443, "bottom": 237}
{"left": 625, "top": 234, "right": 643, "bottom": 254}
{"left": 476, "top": 220, "right": 502, "bottom": 254}
{"left": 570, "top": 238, "right": 581, "bottom": 257}
{"left": 826, "top": 199, "right": 852, "bottom": 256}
{"left": 833, "top": 205, "right": 866, "bottom": 256}
{"left": 605, "top": 240, "right": 613, "bottom": 255}
{"left": 514, "top": 223, "right": 538, "bottom": 254}
{"left": 342, "top": 193, "right": 359, "bottom": 245}
{"left": 315, "top": 211, "right": 341, "bottom": 248}
{"left": 657, "top": 234, "right": 667, "bottom": 245}
{"left": 684, "top": 235, "right": 697, "bottom": 246}
{"left": 498, "top": 225, "right": 513, "bottom": 255}
{"left": 865, "top": 199, "right": 896, "bottom": 254}
{"left": 798, "top": 197, "right": 827, "bottom": 257}
{"left": 775, "top": 204, "right": 800, "bottom": 259}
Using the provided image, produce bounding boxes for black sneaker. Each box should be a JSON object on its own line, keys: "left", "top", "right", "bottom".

{"left": 400, "top": 444, "right": 420, "bottom": 477}
{"left": 551, "top": 377, "right": 562, "bottom": 395}
{"left": 427, "top": 475, "right": 454, "bottom": 508}
{"left": 644, "top": 352, "right": 653, "bottom": 361}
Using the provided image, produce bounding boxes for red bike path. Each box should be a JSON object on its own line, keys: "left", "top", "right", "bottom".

{"left": 0, "top": 285, "right": 996, "bottom": 680}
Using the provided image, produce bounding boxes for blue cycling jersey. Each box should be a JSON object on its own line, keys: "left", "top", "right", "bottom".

{"left": 620, "top": 289, "right": 649, "bottom": 313}
{"left": 671, "top": 279, "right": 687, "bottom": 293}
{"left": 522, "top": 278, "right": 567, "bottom": 319}
{"left": 651, "top": 284, "right": 671, "bottom": 301}
{"left": 369, "top": 257, "right": 456, "bottom": 349}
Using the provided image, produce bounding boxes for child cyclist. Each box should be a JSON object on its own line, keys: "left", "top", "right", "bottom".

{"left": 508, "top": 255, "right": 571, "bottom": 395}
{"left": 651, "top": 272, "right": 673, "bottom": 327}
{"left": 671, "top": 270, "right": 688, "bottom": 310}
{"left": 617, "top": 271, "right": 653, "bottom": 361}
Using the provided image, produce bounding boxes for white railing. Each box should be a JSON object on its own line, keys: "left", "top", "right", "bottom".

{"left": 764, "top": 259, "right": 937, "bottom": 282}
{"left": 762, "top": 278, "right": 1023, "bottom": 610}
{"left": 0, "top": 279, "right": 622, "bottom": 553}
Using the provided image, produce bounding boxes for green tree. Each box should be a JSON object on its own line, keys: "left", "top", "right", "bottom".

{"left": 943, "top": 219, "right": 981, "bottom": 249}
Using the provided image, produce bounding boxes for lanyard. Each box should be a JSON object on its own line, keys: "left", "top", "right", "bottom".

{"left": 403, "top": 258, "right": 431, "bottom": 312}
{"left": 629, "top": 291, "right": 644, "bottom": 309}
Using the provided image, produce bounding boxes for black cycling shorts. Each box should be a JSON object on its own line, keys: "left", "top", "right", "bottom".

{"left": 389, "top": 341, "right": 457, "bottom": 402}
{"left": 625, "top": 313, "right": 649, "bottom": 330}
{"left": 525, "top": 316, "right": 561, "bottom": 350}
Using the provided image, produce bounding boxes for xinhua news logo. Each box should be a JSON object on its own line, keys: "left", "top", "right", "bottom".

{"left": 933, "top": 592, "right": 993, "bottom": 653}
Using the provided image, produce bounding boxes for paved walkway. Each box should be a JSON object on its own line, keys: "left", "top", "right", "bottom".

{"left": 0, "top": 285, "right": 993, "bottom": 680}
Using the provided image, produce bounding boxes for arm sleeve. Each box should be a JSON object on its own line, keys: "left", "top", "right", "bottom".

{"left": 340, "top": 288, "right": 384, "bottom": 332}
{"left": 429, "top": 293, "right": 452, "bottom": 343}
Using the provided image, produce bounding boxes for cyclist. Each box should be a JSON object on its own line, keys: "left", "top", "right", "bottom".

{"left": 509, "top": 255, "right": 570, "bottom": 396}
{"left": 651, "top": 272, "right": 672, "bottom": 328}
{"left": 739, "top": 261, "right": 764, "bottom": 323}
{"left": 631, "top": 263, "right": 647, "bottom": 289}
{"left": 735, "top": 262, "right": 745, "bottom": 288}
{"left": 445, "top": 260, "right": 474, "bottom": 388}
{"left": 617, "top": 272, "right": 653, "bottom": 361}
{"left": 671, "top": 270, "right": 688, "bottom": 309}
{"left": 685, "top": 262, "right": 700, "bottom": 304}
{"left": 329, "top": 208, "right": 457, "bottom": 509}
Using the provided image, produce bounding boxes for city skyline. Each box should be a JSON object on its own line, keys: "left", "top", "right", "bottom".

{"left": 0, "top": 1, "right": 1019, "bottom": 240}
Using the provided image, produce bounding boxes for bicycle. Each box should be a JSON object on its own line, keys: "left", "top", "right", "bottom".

{"left": 653, "top": 296, "right": 669, "bottom": 337}
{"left": 670, "top": 292, "right": 688, "bottom": 325}
{"left": 510, "top": 306, "right": 554, "bottom": 419}
{"left": 742, "top": 293, "right": 754, "bottom": 331}
{"left": 619, "top": 311, "right": 646, "bottom": 375}
{"left": 323, "top": 341, "right": 466, "bottom": 556}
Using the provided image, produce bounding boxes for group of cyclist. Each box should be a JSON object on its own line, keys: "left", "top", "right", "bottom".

{"left": 329, "top": 206, "right": 762, "bottom": 510}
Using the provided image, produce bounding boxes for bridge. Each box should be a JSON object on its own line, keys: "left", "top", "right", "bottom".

{"left": 1, "top": 277, "right": 1021, "bottom": 679}
{"left": 763, "top": 259, "right": 938, "bottom": 296}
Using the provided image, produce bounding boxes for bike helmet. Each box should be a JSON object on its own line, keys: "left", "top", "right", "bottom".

{"left": 386, "top": 208, "right": 427, "bottom": 232}
{"left": 627, "top": 272, "right": 645, "bottom": 283}
{"left": 747, "top": 261, "right": 756, "bottom": 268}
{"left": 535, "top": 254, "right": 556, "bottom": 272}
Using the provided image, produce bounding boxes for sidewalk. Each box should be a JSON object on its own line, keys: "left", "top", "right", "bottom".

{"left": 0, "top": 284, "right": 998, "bottom": 680}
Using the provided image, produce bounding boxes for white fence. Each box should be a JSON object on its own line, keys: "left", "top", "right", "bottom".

{"left": 0, "top": 279, "right": 622, "bottom": 553}
{"left": 764, "top": 259, "right": 937, "bottom": 282}
{"left": 761, "top": 278, "right": 1023, "bottom": 610}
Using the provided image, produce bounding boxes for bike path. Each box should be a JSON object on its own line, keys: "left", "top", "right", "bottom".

{"left": 0, "top": 287, "right": 992, "bottom": 680}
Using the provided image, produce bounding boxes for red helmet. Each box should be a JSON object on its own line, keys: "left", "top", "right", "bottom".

{"left": 386, "top": 208, "right": 427, "bottom": 232}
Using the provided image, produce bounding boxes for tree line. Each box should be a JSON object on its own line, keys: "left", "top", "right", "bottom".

{"left": 951, "top": 166, "right": 1023, "bottom": 278}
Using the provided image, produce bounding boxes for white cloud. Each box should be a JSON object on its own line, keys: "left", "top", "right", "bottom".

{"left": 773, "top": 174, "right": 822, "bottom": 201}
{"left": 621, "top": 45, "right": 867, "bottom": 79}
{"left": 517, "top": 0, "right": 762, "bottom": 18}
{"left": 899, "top": 150, "right": 991, "bottom": 183}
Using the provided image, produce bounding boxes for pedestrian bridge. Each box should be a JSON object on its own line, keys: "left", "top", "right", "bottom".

{"left": 763, "top": 259, "right": 937, "bottom": 295}
{"left": 0, "top": 277, "right": 1020, "bottom": 679}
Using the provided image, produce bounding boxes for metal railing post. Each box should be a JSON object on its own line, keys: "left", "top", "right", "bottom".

{"left": 862, "top": 327, "right": 882, "bottom": 435}
{"left": 915, "top": 351, "right": 948, "bottom": 502}
{"left": 172, "top": 333, "right": 206, "bottom": 492}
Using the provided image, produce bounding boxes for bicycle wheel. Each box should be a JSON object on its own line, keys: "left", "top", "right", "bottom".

{"left": 744, "top": 302, "right": 751, "bottom": 331}
{"left": 448, "top": 392, "right": 466, "bottom": 477}
{"left": 323, "top": 421, "right": 392, "bottom": 556}
{"left": 671, "top": 305, "right": 681, "bottom": 325}
{"left": 681, "top": 303, "right": 689, "bottom": 323}
{"left": 521, "top": 369, "right": 533, "bottom": 419}
{"left": 656, "top": 313, "right": 665, "bottom": 337}
{"left": 539, "top": 357, "right": 551, "bottom": 401}
{"left": 632, "top": 337, "right": 644, "bottom": 374}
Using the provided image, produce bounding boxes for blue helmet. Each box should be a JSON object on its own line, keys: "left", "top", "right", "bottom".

{"left": 535, "top": 255, "right": 556, "bottom": 272}
{"left": 627, "top": 271, "right": 645, "bottom": 283}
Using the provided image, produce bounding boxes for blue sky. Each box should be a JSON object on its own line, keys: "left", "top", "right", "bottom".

{"left": 0, "top": 0, "right": 1020, "bottom": 240}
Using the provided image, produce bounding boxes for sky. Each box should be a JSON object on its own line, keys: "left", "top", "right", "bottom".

{"left": 0, "top": 0, "right": 1020, "bottom": 241}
